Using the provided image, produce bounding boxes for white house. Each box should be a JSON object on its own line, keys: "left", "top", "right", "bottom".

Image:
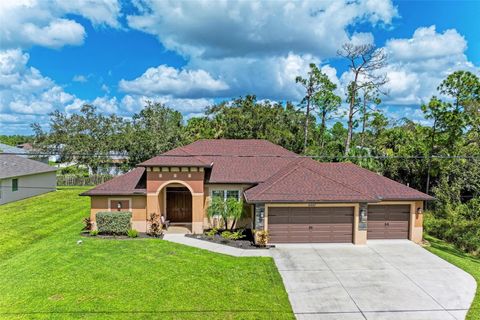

{"left": 0, "top": 155, "right": 57, "bottom": 205}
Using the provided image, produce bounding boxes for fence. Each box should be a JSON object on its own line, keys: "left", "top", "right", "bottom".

{"left": 57, "top": 174, "right": 113, "bottom": 186}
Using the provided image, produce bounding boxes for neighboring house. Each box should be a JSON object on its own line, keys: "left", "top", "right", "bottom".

{"left": 0, "top": 155, "right": 57, "bottom": 205}
{"left": 0, "top": 142, "right": 49, "bottom": 163}
{"left": 0, "top": 143, "right": 28, "bottom": 157}
{"left": 82, "top": 139, "right": 433, "bottom": 244}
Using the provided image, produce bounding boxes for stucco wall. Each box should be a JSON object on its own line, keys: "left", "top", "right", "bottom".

{"left": 203, "top": 184, "right": 254, "bottom": 229}
{"left": 90, "top": 195, "right": 147, "bottom": 232}
{"left": 0, "top": 171, "right": 56, "bottom": 205}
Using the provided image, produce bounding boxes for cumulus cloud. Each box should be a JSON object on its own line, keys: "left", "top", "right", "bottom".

{"left": 127, "top": 0, "right": 397, "bottom": 59}
{"left": 119, "top": 65, "right": 229, "bottom": 98}
{"left": 120, "top": 94, "right": 212, "bottom": 116}
{"left": 381, "top": 26, "right": 478, "bottom": 105}
{"left": 0, "top": 0, "right": 121, "bottom": 49}
{"left": 0, "top": 49, "right": 75, "bottom": 115}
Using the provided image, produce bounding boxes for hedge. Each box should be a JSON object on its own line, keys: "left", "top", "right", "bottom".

{"left": 96, "top": 211, "right": 132, "bottom": 235}
{"left": 424, "top": 211, "right": 480, "bottom": 256}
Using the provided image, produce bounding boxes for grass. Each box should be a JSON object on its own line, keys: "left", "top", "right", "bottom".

{"left": 424, "top": 235, "right": 480, "bottom": 320}
{"left": 0, "top": 188, "right": 293, "bottom": 319}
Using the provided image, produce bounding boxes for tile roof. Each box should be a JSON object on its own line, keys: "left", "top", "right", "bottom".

{"left": 81, "top": 167, "right": 146, "bottom": 196}
{"left": 0, "top": 154, "right": 57, "bottom": 179}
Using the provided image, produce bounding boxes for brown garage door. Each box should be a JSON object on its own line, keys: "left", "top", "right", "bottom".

{"left": 268, "top": 207, "right": 353, "bottom": 243}
{"left": 368, "top": 205, "right": 410, "bottom": 239}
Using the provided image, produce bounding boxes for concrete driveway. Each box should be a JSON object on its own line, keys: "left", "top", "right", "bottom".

{"left": 272, "top": 240, "right": 476, "bottom": 320}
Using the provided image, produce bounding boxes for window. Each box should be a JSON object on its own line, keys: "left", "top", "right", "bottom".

{"left": 211, "top": 189, "right": 241, "bottom": 201}
{"left": 226, "top": 190, "right": 240, "bottom": 200}
{"left": 12, "top": 179, "right": 18, "bottom": 192}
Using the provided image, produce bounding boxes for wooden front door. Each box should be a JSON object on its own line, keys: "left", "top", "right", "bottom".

{"left": 166, "top": 187, "right": 192, "bottom": 223}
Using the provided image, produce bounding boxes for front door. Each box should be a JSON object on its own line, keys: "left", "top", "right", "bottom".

{"left": 166, "top": 187, "right": 192, "bottom": 223}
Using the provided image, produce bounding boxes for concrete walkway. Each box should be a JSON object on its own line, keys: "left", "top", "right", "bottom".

{"left": 163, "top": 234, "right": 271, "bottom": 257}
{"left": 272, "top": 240, "right": 476, "bottom": 320}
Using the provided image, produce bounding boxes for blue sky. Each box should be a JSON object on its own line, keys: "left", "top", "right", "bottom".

{"left": 1, "top": 0, "right": 479, "bottom": 134}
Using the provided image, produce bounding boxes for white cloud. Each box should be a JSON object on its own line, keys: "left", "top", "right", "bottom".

{"left": 0, "top": 49, "right": 75, "bottom": 115}
{"left": 92, "top": 96, "right": 118, "bottom": 113}
{"left": 121, "top": 94, "right": 212, "bottom": 116}
{"left": 72, "top": 74, "right": 88, "bottom": 83}
{"left": 381, "top": 26, "right": 479, "bottom": 105}
{"left": 0, "top": 0, "right": 121, "bottom": 49}
{"left": 386, "top": 26, "right": 467, "bottom": 61}
{"left": 119, "top": 65, "right": 229, "bottom": 98}
{"left": 127, "top": 0, "right": 397, "bottom": 59}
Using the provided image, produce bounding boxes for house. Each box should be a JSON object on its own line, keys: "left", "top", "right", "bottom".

{"left": 81, "top": 139, "right": 433, "bottom": 244}
{"left": 0, "top": 155, "right": 57, "bottom": 205}
{"left": 0, "top": 142, "right": 49, "bottom": 163}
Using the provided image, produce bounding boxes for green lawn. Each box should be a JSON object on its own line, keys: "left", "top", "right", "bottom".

{"left": 424, "top": 235, "right": 480, "bottom": 320}
{"left": 0, "top": 188, "right": 293, "bottom": 319}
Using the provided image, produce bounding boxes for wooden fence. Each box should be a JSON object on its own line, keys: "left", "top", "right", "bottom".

{"left": 57, "top": 174, "right": 113, "bottom": 186}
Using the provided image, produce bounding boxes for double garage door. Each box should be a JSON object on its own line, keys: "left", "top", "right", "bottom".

{"left": 268, "top": 207, "right": 354, "bottom": 243}
{"left": 268, "top": 205, "right": 410, "bottom": 243}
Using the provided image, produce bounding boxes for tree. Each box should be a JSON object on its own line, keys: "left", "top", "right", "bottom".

{"left": 337, "top": 43, "right": 388, "bottom": 155}
{"left": 421, "top": 97, "right": 450, "bottom": 196}
{"left": 296, "top": 63, "right": 325, "bottom": 153}
{"left": 203, "top": 96, "right": 306, "bottom": 154}
{"left": 126, "top": 101, "right": 184, "bottom": 166}
{"left": 32, "top": 105, "right": 126, "bottom": 173}
{"left": 438, "top": 71, "right": 480, "bottom": 148}
{"left": 359, "top": 85, "right": 382, "bottom": 146}
{"left": 313, "top": 73, "right": 341, "bottom": 150}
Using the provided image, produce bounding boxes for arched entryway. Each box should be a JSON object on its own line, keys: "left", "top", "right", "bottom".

{"left": 166, "top": 186, "right": 192, "bottom": 223}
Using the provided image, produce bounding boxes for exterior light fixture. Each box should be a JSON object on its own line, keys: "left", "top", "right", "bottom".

{"left": 416, "top": 207, "right": 423, "bottom": 215}
{"left": 117, "top": 202, "right": 122, "bottom": 211}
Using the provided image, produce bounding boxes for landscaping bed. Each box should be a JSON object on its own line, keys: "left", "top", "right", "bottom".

{"left": 186, "top": 229, "right": 272, "bottom": 250}
{"left": 80, "top": 231, "right": 163, "bottom": 240}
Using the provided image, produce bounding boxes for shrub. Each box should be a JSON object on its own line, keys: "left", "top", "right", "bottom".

{"left": 89, "top": 230, "right": 99, "bottom": 236}
{"left": 82, "top": 217, "right": 92, "bottom": 231}
{"left": 127, "top": 229, "right": 138, "bottom": 238}
{"left": 205, "top": 227, "right": 219, "bottom": 238}
{"left": 221, "top": 230, "right": 245, "bottom": 241}
{"left": 96, "top": 211, "right": 132, "bottom": 235}
{"left": 254, "top": 230, "right": 269, "bottom": 246}
{"left": 425, "top": 210, "right": 480, "bottom": 256}
{"left": 147, "top": 213, "right": 162, "bottom": 237}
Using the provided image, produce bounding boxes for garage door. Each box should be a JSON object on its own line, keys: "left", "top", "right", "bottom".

{"left": 368, "top": 205, "right": 410, "bottom": 239}
{"left": 268, "top": 207, "right": 353, "bottom": 243}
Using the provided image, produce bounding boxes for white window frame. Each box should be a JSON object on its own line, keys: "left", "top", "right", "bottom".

{"left": 210, "top": 189, "right": 241, "bottom": 201}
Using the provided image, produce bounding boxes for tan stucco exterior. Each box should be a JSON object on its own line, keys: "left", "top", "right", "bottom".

{"left": 90, "top": 195, "right": 147, "bottom": 231}
{"left": 88, "top": 167, "right": 425, "bottom": 243}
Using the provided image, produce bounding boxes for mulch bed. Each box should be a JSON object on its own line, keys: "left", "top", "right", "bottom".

{"left": 80, "top": 231, "right": 163, "bottom": 240}
{"left": 186, "top": 231, "right": 272, "bottom": 250}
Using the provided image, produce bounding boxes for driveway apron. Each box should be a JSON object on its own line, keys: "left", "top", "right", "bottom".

{"left": 272, "top": 240, "right": 476, "bottom": 320}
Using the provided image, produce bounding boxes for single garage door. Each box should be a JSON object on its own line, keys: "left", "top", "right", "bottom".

{"left": 268, "top": 207, "right": 353, "bottom": 243}
{"left": 368, "top": 205, "right": 410, "bottom": 239}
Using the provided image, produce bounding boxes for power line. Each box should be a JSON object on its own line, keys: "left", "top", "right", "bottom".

{"left": 1, "top": 152, "right": 480, "bottom": 160}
